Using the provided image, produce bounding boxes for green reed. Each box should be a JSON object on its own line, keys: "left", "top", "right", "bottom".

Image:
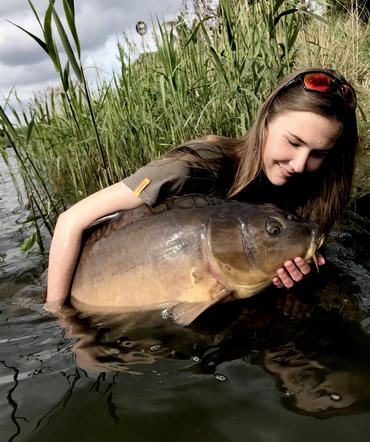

{"left": 0, "top": 0, "right": 369, "bottom": 252}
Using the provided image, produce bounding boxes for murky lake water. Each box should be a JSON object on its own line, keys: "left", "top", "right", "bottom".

{"left": 1, "top": 155, "right": 370, "bottom": 442}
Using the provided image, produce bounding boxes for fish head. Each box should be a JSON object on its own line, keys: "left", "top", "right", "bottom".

{"left": 205, "top": 203, "right": 324, "bottom": 297}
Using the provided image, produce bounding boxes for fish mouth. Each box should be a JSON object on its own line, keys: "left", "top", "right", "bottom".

{"left": 304, "top": 231, "right": 325, "bottom": 272}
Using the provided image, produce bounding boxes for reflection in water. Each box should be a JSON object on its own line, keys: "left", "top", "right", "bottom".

{"left": 57, "top": 307, "right": 215, "bottom": 374}
{"left": 264, "top": 347, "right": 370, "bottom": 416}
{"left": 258, "top": 314, "right": 370, "bottom": 417}
{"left": 54, "top": 264, "right": 370, "bottom": 418}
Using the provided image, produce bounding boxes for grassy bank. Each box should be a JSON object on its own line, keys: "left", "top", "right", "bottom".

{"left": 0, "top": 0, "right": 369, "bottom": 251}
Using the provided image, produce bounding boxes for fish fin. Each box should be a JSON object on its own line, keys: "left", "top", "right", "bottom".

{"left": 171, "top": 288, "right": 230, "bottom": 326}
{"left": 191, "top": 267, "right": 225, "bottom": 291}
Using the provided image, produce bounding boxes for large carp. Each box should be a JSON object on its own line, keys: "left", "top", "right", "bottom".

{"left": 71, "top": 195, "right": 323, "bottom": 325}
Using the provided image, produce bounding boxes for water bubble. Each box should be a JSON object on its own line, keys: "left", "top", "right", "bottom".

{"left": 330, "top": 393, "right": 342, "bottom": 402}
{"left": 161, "top": 308, "right": 173, "bottom": 320}
{"left": 282, "top": 390, "right": 292, "bottom": 397}
{"left": 192, "top": 356, "right": 200, "bottom": 362}
{"left": 215, "top": 374, "right": 227, "bottom": 382}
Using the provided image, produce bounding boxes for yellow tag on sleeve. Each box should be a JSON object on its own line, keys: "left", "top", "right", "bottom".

{"left": 134, "top": 177, "right": 151, "bottom": 196}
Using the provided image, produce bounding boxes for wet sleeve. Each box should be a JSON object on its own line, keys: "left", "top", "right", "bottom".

{"left": 122, "top": 158, "right": 191, "bottom": 206}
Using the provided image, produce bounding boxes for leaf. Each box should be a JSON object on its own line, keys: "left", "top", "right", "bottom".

{"left": 209, "top": 46, "right": 230, "bottom": 87}
{"left": 43, "top": 1, "right": 62, "bottom": 72}
{"left": 62, "top": 61, "right": 70, "bottom": 92}
{"left": 26, "top": 115, "right": 35, "bottom": 144}
{"left": 274, "top": 8, "right": 298, "bottom": 27}
{"left": 184, "top": 15, "right": 214, "bottom": 48}
{"left": 27, "top": 0, "right": 44, "bottom": 30}
{"left": 7, "top": 20, "right": 48, "bottom": 54}
{"left": 0, "top": 105, "right": 17, "bottom": 137}
{"left": 52, "top": 6, "right": 83, "bottom": 81}
{"left": 21, "top": 232, "right": 37, "bottom": 252}
{"left": 302, "top": 9, "right": 329, "bottom": 25}
{"left": 273, "top": 0, "right": 286, "bottom": 16}
{"left": 63, "top": 0, "right": 80, "bottom": 57}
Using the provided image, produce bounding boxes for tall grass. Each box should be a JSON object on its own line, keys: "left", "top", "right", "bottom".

{"left": 0, "top": 0, "right": 369, "bottom": 251}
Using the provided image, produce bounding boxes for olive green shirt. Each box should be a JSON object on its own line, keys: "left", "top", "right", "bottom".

{"left": 122, "top": 144, "right": 225, "bottom": 206}
{"left": 122, "top": 143, "right": 308, "bottom": 212}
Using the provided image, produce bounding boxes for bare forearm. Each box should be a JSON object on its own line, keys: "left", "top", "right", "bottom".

{"left": 45, "top": 182, "right": 144, "bottom": 311}
{"left": 46, "top": 212, "right": 83, "bottom": 305}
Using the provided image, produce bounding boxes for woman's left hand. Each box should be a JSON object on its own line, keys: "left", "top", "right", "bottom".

{"left": 272, "top": 254, "right": 325, "bottom": 289}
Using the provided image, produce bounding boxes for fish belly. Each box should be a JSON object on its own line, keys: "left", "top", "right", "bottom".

{"left": 71, "top": 210, "right": 222, "bottom": 312}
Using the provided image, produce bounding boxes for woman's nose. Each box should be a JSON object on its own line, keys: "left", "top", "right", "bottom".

{"left": 290, "top": 150, "right": 310, "bottom": 173}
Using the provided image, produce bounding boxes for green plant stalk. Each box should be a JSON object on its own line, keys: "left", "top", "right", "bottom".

{"left": 2, "top": 0, "right": 369, "bottom": 253}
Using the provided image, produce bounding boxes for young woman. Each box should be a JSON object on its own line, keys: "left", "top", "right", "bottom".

{"left": 46, "top": 67, "right": 358, "bottom": 311}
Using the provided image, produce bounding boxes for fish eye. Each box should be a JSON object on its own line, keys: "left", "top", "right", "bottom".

{"left": 265, "top": 218, "right": 283, "bottom": 235}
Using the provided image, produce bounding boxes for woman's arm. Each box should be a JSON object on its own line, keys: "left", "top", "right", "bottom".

{"left": 46, "top": 182, "right": 144, "bottom": 311}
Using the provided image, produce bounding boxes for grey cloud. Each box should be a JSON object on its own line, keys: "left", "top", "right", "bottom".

{"left": 0, "top": 35, "right": 49, "bottom": 67}
{"left": 73, "top": 0, "right": 183, "bottom": 52}
{"left": 0, "top": 1, "right": 47, "bottom": 16}
{"left": 1, "top": 0, "right": 182, "bottom": 65}
{"left": 0, "top": 59, "right": 57, "bottom": 90}
{"left": 0, "top": 0, "right": 183, "bottom": 99}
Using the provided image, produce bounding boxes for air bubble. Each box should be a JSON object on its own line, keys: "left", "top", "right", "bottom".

{"left": 215, "top": 374, "right": 227, "bottom": 382}
{"left": 330, "top": 393, "right": 342, "bottom": 402}
{"left": 192, "top": 356, "right": 200, "bottom": 362}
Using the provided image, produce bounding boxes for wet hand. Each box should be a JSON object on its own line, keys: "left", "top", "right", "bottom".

{"left": 272, "top": 254, "right": 325, "bottom": 289}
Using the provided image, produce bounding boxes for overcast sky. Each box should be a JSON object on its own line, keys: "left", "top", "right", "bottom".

{"left": 0, "top": 0, "right": 186, "bottom": 112}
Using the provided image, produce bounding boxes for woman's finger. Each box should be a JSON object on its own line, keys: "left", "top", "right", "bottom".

{"left": 317, "top": 254, "right": 326, "bottom": 266}
{"left": 282, "top": 260, "right": 305, "bottom": 282}
{"left": 276, "top": 267, "right": 295, "bottom": 288}
{"left": 293, "top": 257, "right": 311, "bottom": 275}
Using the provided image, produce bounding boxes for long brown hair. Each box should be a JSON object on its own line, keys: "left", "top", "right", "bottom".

{"left": 166, "top": 68, "right": 359, "bottom": 233}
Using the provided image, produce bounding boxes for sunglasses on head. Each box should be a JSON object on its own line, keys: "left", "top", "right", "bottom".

{"left": 282, "top": 70, "right": 357, "bottom": 110}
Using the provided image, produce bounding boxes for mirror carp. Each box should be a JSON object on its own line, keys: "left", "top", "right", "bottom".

{"left": 71, "top": 195, "right": 323, "bottom": 325}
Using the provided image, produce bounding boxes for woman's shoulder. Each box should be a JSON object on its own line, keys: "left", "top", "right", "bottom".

{"left": 170, "top": 139, "right": 225, "bottom": 161}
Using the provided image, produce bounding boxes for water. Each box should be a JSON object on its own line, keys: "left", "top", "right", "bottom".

{"left": 1, "top": 155, "right": 370, "bottom": 442}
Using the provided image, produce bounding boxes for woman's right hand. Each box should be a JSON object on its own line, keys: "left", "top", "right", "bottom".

{"left": 272, "top": 254, "right": 325, "bottom": 289}
{"left": 46, "top": 182, "right": 144, "bottom": 309}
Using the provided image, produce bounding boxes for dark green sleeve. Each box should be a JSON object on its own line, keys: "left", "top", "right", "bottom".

{"left": 122, "top": 158, "right": 191, "bottom": 206}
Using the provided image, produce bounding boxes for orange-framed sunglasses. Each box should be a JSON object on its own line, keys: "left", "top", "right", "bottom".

{"left": 282, "top": 70, "right": 357, "bottom": 110}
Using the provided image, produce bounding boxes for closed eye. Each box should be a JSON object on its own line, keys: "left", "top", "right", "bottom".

{"left": 311, "top": 150, "right": 330, "bottom": 158}
{"left": 287, "top": 138, "right": 300, "bottom": 147}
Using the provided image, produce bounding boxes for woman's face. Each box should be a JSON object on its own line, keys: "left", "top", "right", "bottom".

{"left": 262, "top": 111, "right": 342, "bottom": 186}
{"left": 264, "top": 350, "right": 365, "bottom": 413}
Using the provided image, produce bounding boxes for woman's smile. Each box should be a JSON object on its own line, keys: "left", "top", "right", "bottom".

{"left": 277, "top": 163, "right": 294, "bottom": 178}
{"left": 263, "top": 111, "right": 343, "bottom": 186}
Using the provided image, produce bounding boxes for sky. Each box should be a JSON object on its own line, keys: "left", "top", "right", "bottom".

{"left": 0, "top": 0, "right": 186, "bottom": 112}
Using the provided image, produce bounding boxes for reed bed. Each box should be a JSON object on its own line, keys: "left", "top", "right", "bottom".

{"left": 0, "top": 0, "right": 369, "bottom": 251}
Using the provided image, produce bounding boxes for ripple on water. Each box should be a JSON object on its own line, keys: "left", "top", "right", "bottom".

{"left": 0, "top": 155, "right": 45, "bottom": 279}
